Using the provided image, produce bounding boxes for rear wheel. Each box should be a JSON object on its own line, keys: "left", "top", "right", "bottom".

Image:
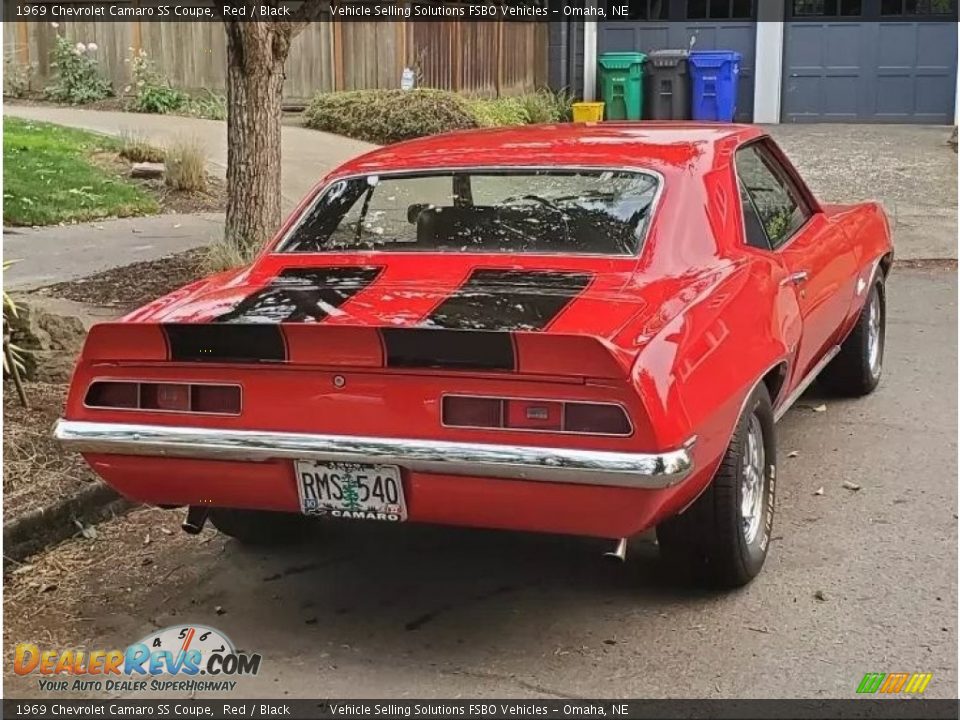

{"left": 208, "top": 508, "right": 311, "bottom": 545}
{"left": 656, "top": 384, "right": 776, "bottom": 588}
{"left": 819, "top": 274, "right": 885, "bottom": 397}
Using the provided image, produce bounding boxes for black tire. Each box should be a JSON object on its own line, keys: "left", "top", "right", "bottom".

{"left": 656, "top": 384, "right": 777, "bottom": 588}
{"left": 819, "top": 274, "right": 886, "bottom": 397}
{"left": 208, "top": 508, "right": 311, "bottom": 546}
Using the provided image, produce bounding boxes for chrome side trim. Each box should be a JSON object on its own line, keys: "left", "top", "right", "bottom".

{"left": 54, "top": 420, "right": 695, "bottom": 490}
{"left": 773, "top": 345, "right": 841, "bottom": 423}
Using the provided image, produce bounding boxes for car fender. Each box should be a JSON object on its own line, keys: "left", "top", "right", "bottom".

{"left": 631, "top": 256, "right": 796, "bottom": 519}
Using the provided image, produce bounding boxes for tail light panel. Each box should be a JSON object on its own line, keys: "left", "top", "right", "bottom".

{"left": 85, "top": 381, "right": 241, "bottom": 416}
{"left": 442, "top": 395, "right": 632, "bottom": 437}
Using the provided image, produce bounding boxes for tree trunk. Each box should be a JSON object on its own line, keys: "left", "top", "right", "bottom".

{"left": 224, "top": 23, "right": 289, "bottom": 256}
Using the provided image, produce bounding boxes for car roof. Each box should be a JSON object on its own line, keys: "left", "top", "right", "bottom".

{"left": 332, "top": 122, "right": 767, "bottom": 179}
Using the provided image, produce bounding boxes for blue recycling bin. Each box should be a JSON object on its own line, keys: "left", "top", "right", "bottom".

{"left": 689, "top": 50, "right": 742, "bottom": 122}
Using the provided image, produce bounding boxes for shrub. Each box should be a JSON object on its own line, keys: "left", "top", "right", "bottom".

{"left": 126, "top": 49, "right": 187, "bottom": 114}
{"left": 4, "top": 56, "right": 36, "bottom": 98}
{"left": 184, "top": 89, "right": 227, "bottom": 121}
{"left": 470, "top": 96, "right": 529, "bottom": 127}
{"left": 164, "top": 138, "right": 206, "bottom": 192}
{"left": 304, "top": 89, "right": 478, "bottom": 144}
{"left": 45, "top": 37, "right": 112, "bottom": 105}
{"left": 521, "top": 88, "right": 574, "bottom": 124}
{"left": 118, "top": 130, "right": 164, "bottom": 163}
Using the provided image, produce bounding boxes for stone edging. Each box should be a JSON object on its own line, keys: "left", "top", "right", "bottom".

{"left": 3, "top": 482, "right": 135, "bottom": 569}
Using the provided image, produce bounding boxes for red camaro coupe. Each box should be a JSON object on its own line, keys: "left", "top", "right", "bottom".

{"left": 56, "top": 123, "right": 892, "bottom": 587}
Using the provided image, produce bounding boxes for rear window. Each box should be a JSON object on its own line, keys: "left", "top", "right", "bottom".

{"left": 278, "top": 169, "right": 660, "bottom": 256}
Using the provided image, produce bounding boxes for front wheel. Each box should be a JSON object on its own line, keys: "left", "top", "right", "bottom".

{"left": 656, "top": 384, "right": 777, "bottom": 588}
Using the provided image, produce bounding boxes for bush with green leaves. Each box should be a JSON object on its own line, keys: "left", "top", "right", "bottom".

{"left": 126, "top": 49, "right": 187, "bottom": 114}
{"left": 470, "top": 96, "right": 529, "bottom": 127}
{"left": 45, "top": 37, "right": 112, "bottom": 105}
{"left": 305, "top": 88, "right": 577, "bottom": 144}
{"left": 304, "top": 89, "right": 479, "bottom": 144}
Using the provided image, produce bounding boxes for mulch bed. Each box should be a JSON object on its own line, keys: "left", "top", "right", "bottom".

{"left": 91, "top": 151, "right": 225, "bottom": 216}
{"left": 37, "top": 247, "right": 207, "bottom": 312}
{"left": 3, "top": 381, "right": 100, "bottom": 521}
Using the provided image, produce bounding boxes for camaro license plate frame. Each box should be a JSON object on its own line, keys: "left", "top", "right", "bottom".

{"left": 295, "top": 460, "right": 407, "bottom": 522}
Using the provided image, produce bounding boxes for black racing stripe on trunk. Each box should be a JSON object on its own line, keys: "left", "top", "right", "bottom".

{"left": 382, "top": 328, "right": 516, "bottom": 371}
{"left": 215, "top": 267, "right": 383, "bottom": 323}
{"left": 425, "top": 269, "right": 594, "bottom": 331}
{"left": 164, "top": 324, "right": 286, "bottom": 363}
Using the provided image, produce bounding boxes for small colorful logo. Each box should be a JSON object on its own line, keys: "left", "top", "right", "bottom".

{"left": 857, "top": 672, "right": 933, "bottom": 695}
{"left": 13, "top": 625, "right": 261, "bottom": 693}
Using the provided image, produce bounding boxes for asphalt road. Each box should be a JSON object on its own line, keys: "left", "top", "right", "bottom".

{"left": 4, "top": 268, "right": 956, "bottom": 700}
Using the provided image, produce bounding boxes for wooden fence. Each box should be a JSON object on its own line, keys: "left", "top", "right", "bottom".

{"left": 3, "top": 20, "right": 549, "bottom": 102}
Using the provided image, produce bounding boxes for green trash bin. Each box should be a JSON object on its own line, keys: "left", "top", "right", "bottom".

{"left": 598, "top": 52, "right": 646, "bottom": 121}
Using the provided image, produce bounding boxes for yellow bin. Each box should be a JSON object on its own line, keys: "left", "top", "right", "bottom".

{"left": 572, "top": 101, "right": 605, "bottom": 122}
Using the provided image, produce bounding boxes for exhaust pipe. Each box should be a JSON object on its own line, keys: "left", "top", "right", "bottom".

{"left": 603, "top": 537, "right": 628, "bottom": 562}
{"left": 182, "top": 506, "right": 209, "bottom": 535}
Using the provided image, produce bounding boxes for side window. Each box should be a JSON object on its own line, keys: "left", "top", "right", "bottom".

{"left": 738, "top": 180, "right": 770, "bottom": 250}
{"left": 735, "top": 144, "right": 812, "bottom": 249}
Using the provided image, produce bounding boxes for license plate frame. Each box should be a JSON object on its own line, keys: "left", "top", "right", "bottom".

{"left": 294, "top": 460, "right": 407, "bottom": 522}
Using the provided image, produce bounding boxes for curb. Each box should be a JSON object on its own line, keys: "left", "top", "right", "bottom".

{"left": 3, "top": 482, "right": 135, "bottom": 569}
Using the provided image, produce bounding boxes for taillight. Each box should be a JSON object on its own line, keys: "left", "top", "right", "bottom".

{"left": 85, "top": 382, "right": 241, "bottom": 415}
{"left": 85, "top": 382, "right": 138, "bottom": 409}
{"left": 442, "top": 396, "right": 501, "bottom": 428}
{"left": 141, "top": 383, "right": 190, "bottom": 411}
{"left": 563, "top": 402, "right": 632, "bottom": 436}
{"left": 191, "top": 385, "right": 241, "bottom": 414}
{"left": 443, "top": 395, "right": 631, "bottom": 437}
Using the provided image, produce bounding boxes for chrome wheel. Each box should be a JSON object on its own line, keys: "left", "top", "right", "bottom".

{"left": 866, "top": 289, "right": 882, "bottom": 377}
{"left": 740, "top": 414, "right": 766, "bottom": 545}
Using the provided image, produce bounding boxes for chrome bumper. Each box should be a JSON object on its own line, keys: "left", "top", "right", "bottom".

{"left": 54, "top": 420, "right": 694, "bottom": 490}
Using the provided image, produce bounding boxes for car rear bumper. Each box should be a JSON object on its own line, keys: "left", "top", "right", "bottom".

{"left": 54, "top": 419, "right": 694, "bottom": 490}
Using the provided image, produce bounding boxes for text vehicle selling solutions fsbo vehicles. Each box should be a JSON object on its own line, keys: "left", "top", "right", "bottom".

{"left": 56, "top": 123, "right": 892, "bottom": 587}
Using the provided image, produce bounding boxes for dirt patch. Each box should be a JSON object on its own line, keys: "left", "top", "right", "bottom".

{"left": 3, "top": 381, "right": 100, "bottom": 521}
{"left": 37, "top": 248, "right": 206, "bottom": 312}
{"left": 91, "top": 151, "right": 225, "bottom": 215}
{"left": 3, "top": 506, "right": 217, "bottom": 667}
{"left": 894, "top": 258, "right": 958, "bottom": 271}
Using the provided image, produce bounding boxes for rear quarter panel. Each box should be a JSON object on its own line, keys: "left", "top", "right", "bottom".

{"left": 628, "top": 255, "right": 797, "bottom": 522}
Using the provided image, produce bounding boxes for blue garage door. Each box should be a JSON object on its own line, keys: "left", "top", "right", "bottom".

{"left": 597, "top": 0, "right": 757, "bottom": 121}
{"left": 782, "top": 0, "right": 958, "bottom": 123}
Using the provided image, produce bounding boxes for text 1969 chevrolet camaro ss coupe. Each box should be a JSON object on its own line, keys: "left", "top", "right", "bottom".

{"left": 55, "top": 123, "right": 892, "bottom": 587}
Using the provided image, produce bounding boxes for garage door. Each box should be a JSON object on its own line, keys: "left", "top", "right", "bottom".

{"left": 598, "top": 0, "right": 758, "bottom": 121}
{"left": 782, "top": 0, "right": 958, "bottom": 123}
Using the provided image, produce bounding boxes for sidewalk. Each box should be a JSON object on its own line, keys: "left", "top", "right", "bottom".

{"left": 4, "top": 104, "right": 377, "bottom": 213}
{"left": 4, "top": 213, "right": 223, "bottom": 291}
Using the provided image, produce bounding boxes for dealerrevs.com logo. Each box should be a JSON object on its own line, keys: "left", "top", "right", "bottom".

{"left": 13, "top": 625, "right": 261, "bottom": 693}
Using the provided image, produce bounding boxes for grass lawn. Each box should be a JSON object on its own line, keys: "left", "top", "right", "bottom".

{"left": 3, "top": 117, "right": 159, "bottom": 226}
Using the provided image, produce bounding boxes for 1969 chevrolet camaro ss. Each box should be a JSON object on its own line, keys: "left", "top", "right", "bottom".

{"left": 55, "top": 123, "right": 892, "bottom": 587}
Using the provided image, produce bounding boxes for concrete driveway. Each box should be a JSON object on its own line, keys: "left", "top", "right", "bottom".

{"left": 768, "top": 124, "right": 957, "bottom": 260}
{"left": 4, "top": 267, "right": 956, "bottom": 700}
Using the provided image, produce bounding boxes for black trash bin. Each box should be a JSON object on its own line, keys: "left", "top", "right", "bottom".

{"left": 646, "top": 49, "right": 691, "bottom": 120}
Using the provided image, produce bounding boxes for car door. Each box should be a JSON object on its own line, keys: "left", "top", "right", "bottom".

{"left": 735, "top": 141, "right": 857, "bottom": 385}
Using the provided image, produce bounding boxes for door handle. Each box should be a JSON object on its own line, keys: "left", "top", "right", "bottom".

{"left": 780, "top": 271, "right": 809, "bottom": 287}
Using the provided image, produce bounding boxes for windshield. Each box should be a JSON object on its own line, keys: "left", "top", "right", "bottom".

{"left": 279, "top": 169, "right": 660, "bottom": 256}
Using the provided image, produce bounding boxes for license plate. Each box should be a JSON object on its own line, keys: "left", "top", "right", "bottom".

{"left": 295, "top": 461, "right": 406, "bottom": 522}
